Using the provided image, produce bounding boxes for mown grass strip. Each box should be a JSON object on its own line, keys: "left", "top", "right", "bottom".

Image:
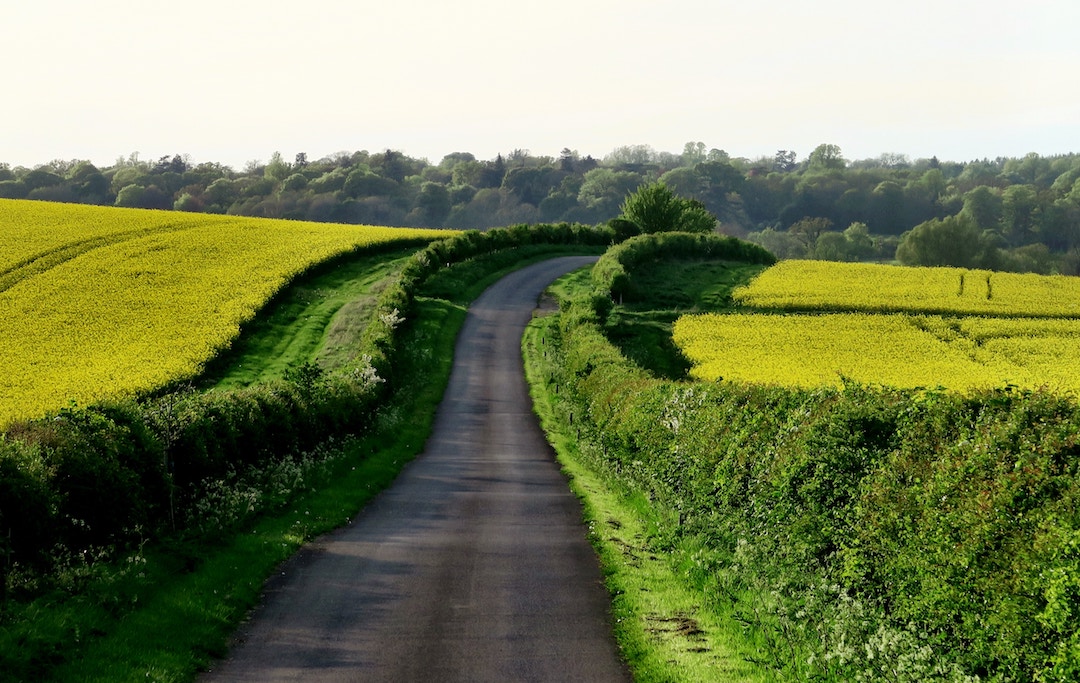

{"left": 202, "top": 247, "right": 418, "bottom": 389}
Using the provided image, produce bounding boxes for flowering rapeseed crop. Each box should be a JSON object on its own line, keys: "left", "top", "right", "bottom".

{"left": 675, "top": 260, "right": 1080, "bottom": 393}
{"left": 0, "top": 199, "right": 448, "bottom": 425}
{"left": 733, "top": 260, "right": 1080, "bottom": 318}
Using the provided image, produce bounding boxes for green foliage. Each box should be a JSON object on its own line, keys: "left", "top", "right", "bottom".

{"left": 0, "top": 220, "right": 615, "bottom": 679}
{"left": 541, "top": 254, "right": 1080, "bottom": 681}
{"left": 897, "top": 213, "right": 999, "bottom": 268}
{"left": 0, "top": 221, "right": 614, "bottom": 608}
{"left": 591, "top": 231, "right": 775, "bottom": 302}
{"left": 6, "top": 147, "right": 1080, "bottom": 272}
{"left": 617, "top": 181, "right": 718, "bottom": 234}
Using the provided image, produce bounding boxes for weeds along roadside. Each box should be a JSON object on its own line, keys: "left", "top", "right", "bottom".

{"left": 528, "top": 233, "right": 1080, "bottom": 683}
{"left": 0, "top": 222, "right": 612, "bottom": 682}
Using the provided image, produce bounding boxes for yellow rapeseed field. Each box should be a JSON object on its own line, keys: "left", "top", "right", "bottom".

{"left": 733, "top": 260, "right": 1080, "bottom": 318}
{"left": 675, "top": 260, "right": 1080, "bottom": 393}
{"left": 0, "top": 199, "right": 449, "bottom": 425}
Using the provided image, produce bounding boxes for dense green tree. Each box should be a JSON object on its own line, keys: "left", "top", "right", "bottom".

{"left": 114, "top": 184, "right": 170, "bottom": 210}
{"left": 774, "top": 150, "right": 798, "bottom": 172}
{"left": 67, "top": 162, "right": 109, "bottom": 202}
{"left": 280, "top": 173, "right": 308, "bottom": 193}
{"left": 1000, "top": 184, "right": 1040, "bottom": 246}
{"left": 807, "top": 143, "right": 846, "bottom": 172}
{"left": 439, "top": 152, "right": 475, "bottom": 169}
{"left": 450, "top": 160, "right": 484, "bottom": 187}
{"left": 618, "top": 182, "right": 717, "bottom": 234}
{"left": 657, "top": 167, "right": 700, "bottom": 197}
{"left": 538, "top": 191, "right": 578, "bottom": 222}
{"left": 264, "top": 151, "right": 290, "bottom": 182}
{"left": 868, "top": 180, "right": 907, "bottom": 234}
{"left": 780, "top": 173, "right": 848, "bottom": 227}
{"left": 448, "top": 184, "right": 477, "bottom": 206}
{"left": 502, "top": 166, "right": 557, "bottom": 206}
{"left": 577, "top": 168, "right": 643, "bottom": 218}
{"left": 896, "top": 214, "right": 995, "bottom": 267}
{"left": 0, "top": 180, "right": 27, "bottom": 198}
{"left": 1037, "top": 197, "right": 1080, "bottom": 252}
{"left": 741, "top": 172, "right": 793, "bottom": 224}
{"left": 445, "top": 188, "right": 536, "bottom": 229}
{"left": 308, "top": 168, "right": 348, "bottom": 194}
{"left": 173, "top": 192, "right": 204, "bottom": 212}
{"left": 842, "top": 221, "right": 876, "bottom": 259}
{"left": 415, "top": 181, "right": 451, "bottom": 226}
{"left": 114, "top": 184, "right": 146, "bottom": 208}
{"left": 22, "top": 169, "right": 63, "bottom": 192}
{"left": 342, "top": 169, "right": 399, "bottom": 199}
{"left": 681, "top": 141, "right": 707, "bottom": 166}
{"left": 813, "top": 231, "right": 851, "bottom": 261}
{"left": 961, "top": 185, "right": 1004, "bottom": 231}
{"left": 479, "top": 155, "right": 506, "bottom": 189}
{"left": 604, "top": 144, "right": 658, "bottom": 167}
{"left": 3, "top": 146, "right": 1079, "bottom": 273}
{"left": 203, "top": 178, "right": 238, "bottom": 211}
{"left": 747, "top": 227, "right": 806, "bottom": 259}
{"left": 558, "top": 148, "right": 577, "bottom": 172}
{"left": 28, "top": 185, "right": 79, "bottom": 203}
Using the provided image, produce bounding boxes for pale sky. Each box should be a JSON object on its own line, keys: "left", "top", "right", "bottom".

{"left": 3, "top": 0, "right": 1078, "bottom": 170}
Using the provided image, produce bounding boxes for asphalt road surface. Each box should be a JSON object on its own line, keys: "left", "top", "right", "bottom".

{"left": 202, "top": 256, "right": 631, "bottom": 682}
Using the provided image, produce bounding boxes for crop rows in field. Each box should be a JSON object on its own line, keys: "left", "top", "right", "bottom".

{"left": 0, "top": 199, "right": 448, "bottom": 425}
{"left": 733, "top": 259, "right": 1080, "bottom": 318}
{"left": 674, "top": 260, "right": 1080, "bottom": 393}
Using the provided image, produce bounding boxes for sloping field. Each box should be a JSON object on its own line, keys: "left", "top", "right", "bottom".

{"left": 0, "top": 199, "right": 447, "bottom": 425}
{"left": 733, "top": 259, "right": 1080, "bottom": 317}
{"left": 675, "top": 260, "right": 1080, "bottom": 392}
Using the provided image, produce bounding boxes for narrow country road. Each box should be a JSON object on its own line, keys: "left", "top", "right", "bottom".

{"left": 201, "top": 256, "right": 631, "bottom": 682}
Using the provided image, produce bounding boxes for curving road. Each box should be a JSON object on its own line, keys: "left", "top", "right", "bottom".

{"left": 201, "top": 256, "right": 630, "bottom": 682}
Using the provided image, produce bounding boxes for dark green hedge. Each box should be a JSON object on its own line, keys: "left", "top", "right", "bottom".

{"left": 548, "top": 277, "right": 1080, "bottom": 682}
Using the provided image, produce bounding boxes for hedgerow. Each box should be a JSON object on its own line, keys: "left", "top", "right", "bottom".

{"left": 591, "top": 231, "right": 776, "bottom": 302}
{"left": 546, "top": 244, "right": 1080, "bottom": 681}
{"left": 0, "top": 221, "right": 614, "bottom": 601}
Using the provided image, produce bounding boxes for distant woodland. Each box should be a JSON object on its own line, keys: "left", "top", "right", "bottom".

{"left": 3, "top": 143, "right": 1080, "bottom": 274}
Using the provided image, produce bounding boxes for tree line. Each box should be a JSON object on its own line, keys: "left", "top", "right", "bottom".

{"left": 2, "top": 143, "right": 1079, "bottom": 273}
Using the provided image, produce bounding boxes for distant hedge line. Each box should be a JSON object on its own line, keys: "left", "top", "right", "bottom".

{"left": 591, "top": 231, "right": 776, "bottom": 302}
{"left": 547, "top": 239, "right": 1080, "bottom": 682}
{"left": 0, "top": 221, "right": 614, "bottom": 595}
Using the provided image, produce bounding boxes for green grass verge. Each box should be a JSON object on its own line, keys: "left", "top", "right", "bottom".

{"left": 200, "top": 247, "right": 419, "bottom": 389}
{"left": 523, "top": 312, "right": 774, "bottom": 683}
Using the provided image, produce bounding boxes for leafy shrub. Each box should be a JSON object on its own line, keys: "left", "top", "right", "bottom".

{"left": 618, "top": 182, "right": 717, "bottom": 234}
